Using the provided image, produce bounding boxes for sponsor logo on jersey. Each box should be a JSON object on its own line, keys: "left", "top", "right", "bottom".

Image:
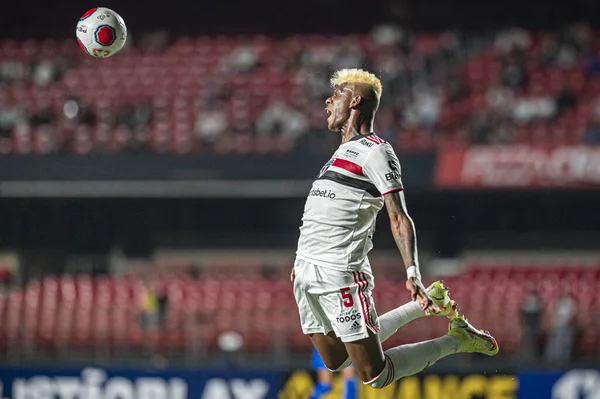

{"left": 349, "top": 320, "right": 362, "bottom": 331}
{"left": 385, "top": 159, "right": 401, "bottom": 181}
{"left": 336, "top": 313, "right": 362, "bottom": 324}
{"left": 345, "top": 149, "right": 360, "bottom": 158}
{"left": 359, "top": 139, "right": 374, "bottom": 147}
{"left": 385, "top": 171, "right": 401, "bottom": 181}
{"left": 309, "top": 188, "right": 336, "bottom": 199}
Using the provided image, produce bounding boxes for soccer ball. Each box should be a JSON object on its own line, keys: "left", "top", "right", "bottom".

{"left": 76, "top": 7, "right": 127, "bottom": 58}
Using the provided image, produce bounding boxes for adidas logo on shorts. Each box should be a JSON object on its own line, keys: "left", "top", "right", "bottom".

{"left": 349, "top": 320, "right": 361, "bottom": 332}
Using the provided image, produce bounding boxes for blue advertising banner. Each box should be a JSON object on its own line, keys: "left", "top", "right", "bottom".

{"left": 519, "top": 369, "right": 600, "bottom": 399}
{"left": 0, "top": 366, "right": 281, "bottom": 399}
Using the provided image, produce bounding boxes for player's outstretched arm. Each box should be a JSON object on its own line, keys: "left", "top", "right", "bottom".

{"left": 384, "top": 191, "right": 439, "bottom": 314}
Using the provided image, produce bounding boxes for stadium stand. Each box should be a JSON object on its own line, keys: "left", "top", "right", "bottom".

{"left": 1, "top": 25, "right": 599, "bottom": 155}
{"left": 2, "top": 258, "right": 599, "bottom": 359}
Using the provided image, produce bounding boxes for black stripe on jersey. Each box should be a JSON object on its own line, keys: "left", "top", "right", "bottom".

{"left": 317, "top": 170, "right": 381, "bottom": 197}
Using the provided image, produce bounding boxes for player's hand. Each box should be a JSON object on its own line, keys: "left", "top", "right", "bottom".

{"left": 406, "top": 278, "right": 440, "bottom": 315}
{"left": 290, "top": 267, "right": 295, "bottom": 283}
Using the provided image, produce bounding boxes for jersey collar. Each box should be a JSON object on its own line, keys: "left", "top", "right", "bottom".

{"left": 349, "top": 132, "right": 375, "bottom": 142}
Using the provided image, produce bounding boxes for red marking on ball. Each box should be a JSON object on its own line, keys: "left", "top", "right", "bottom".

{"left": 77, "top": 39, "right": 89, "bottom": 54}
{"left": 79, "top": 8, "right": 97, "bottom": 21}
{"left": 95, "top": 25, "right": 116, "bottom": 46}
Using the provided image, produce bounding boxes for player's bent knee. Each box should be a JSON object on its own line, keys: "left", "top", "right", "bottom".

{"left": 325, "top": 356, "right": 352, "bottom": 372}
{"left": 364, "top": 360, "right": 393, "bottom": 389}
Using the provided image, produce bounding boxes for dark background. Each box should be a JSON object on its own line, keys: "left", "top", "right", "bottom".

{"left": 2, "top": 0, "right": 600, "bottom": 38}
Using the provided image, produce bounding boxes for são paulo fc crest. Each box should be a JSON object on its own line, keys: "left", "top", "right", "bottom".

{"left": 318, "top": 158, "right": 334, "bottom": 177}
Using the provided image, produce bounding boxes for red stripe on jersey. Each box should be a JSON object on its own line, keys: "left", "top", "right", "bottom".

{"left": 332, "top": 158, "right": 364, "bottom": 176}
{"left": 360, "top": 272, "right": 378, "bottom": 333}
{"left": 352, "top": 272, "right": 370, "bottom": 333}
{"left": 381, "top": 187, "right": 404, "bottom": 196}
{"left": 353, "top": 272, "right": 379, "bottom": 335}
{"left": 365, "top": 135, "right": 385, "bottom": 144}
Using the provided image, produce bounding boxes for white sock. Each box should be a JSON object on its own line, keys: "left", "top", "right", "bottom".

{"left": 385, "top": 336, "right": 462, "bottom": 380}
{"left": 366, "top": 336, "right": 462, "bottom": 389}
{"left": 378, "top": 301, "right": 425, "bottom": 343}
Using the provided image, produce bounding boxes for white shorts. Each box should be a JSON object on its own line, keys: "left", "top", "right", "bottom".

{"left": 293, "top": 257, "right": 380, "bottom": 342}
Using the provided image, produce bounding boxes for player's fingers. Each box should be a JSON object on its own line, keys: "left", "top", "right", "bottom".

{"left": 427, "top": 299, "right": 440, "bottom": 314}
{"left": 290, "top": 268, "right": 295, "bottom": 282}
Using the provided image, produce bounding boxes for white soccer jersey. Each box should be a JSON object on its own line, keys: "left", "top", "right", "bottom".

{"left": 296, "top": 133, "right": 404, "bottom": 271}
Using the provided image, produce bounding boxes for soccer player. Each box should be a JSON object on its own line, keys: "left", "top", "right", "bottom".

{"left": 291, "top": 68, "right": 498, "bottom": 390}
{"left": 310, "top": 347, "right": 357, "bottom": 399}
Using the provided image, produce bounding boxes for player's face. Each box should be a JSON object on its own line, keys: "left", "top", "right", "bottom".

{"left": 325, "top": 86, "right": 352, "bottom": 131}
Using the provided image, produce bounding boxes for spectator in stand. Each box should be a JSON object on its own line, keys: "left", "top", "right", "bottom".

{"left": 199, "top": 79, "right": 231, "bottom": 107}
{"left": 494, "top": 27, "right": 531, "bottom": 55}
{"left": 0, "top": 59, "right": 26, "bottom": 83}
{"left": 296, "top": 67, "right": 332, "bottom": 101}
{"left": 222, "top": 44, "right": 259, "bottom": 73}
{"left": 278, "top": 39, "right": 305, "bottom": 72}
{"left": 371, "top": 23, "right": 412, "bottom": 55}
{"left": 555, "top": 85, "right": 577, "bottom": 117}
{"left": 541, "top": 38, "right": 578, "bottom": 69}
{"left": 486, "top": 85, "right": 515, "bottom": 117}
{"left": 426, "top": 31, "right": 462, "bottom": 73}
{"left": 62, "top": 95, "right": 96, "bottom": 126}
{"left": 500, "top": 49, "right": 529, "bottom": 89}
{"left": 30, "top": 100, "right": 56, "bottom": 127}
{"left": 445, "top": 71, "right": 470, "bottom": 103}
{"left": 520, "top": 283, "right": 542, "bottom": 363}
{"left": 140, "top": 278, "right": 169, "bottom": 330}
{"left": 113, "top": 101, "right": 152, "bottom": 131}
{"left": 512, "top": 96, "right": 556, "bottom": 124}
{"left": 468, "top": 111, "right": 514, "bottom": 144}
{"left": 583, "top": 123, "right": 600, "bottom": 144}
{"left": 544, "top": 288, "right": 576, "bottom": 365}
{"left": 194, "top": 103, "right": 229, "bottom": 144}
{"left": 582, "top": 99, "right": 600, "bottom": 144}
{"left": 0, "top": 96, "right": 27, "bottom": 138}
{"left": 584, "top": 50, "right": 600, "bottom": 78}
{"left": 140, "top": 279, "right": 160, "bottom": 330}
{"left": 333, "top": 38, "right": 368, "bottom": 70}
{"left": 402, "top": 85, "right": 441, "bottom": 130}
{"left": 256, "top": 98, "right": 308, "bottom": 142}
{"left": 31, "top": 58, "right": 62, "bottom": 86}
{"left": 541, "top": 23, "right": 592, "bottom": 69}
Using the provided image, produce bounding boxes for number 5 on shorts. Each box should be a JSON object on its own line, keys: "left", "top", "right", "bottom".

{"left": 340, "top": 287, "right": 354, "bottom": 308}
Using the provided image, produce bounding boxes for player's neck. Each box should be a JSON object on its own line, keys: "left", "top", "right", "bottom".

{"left": 340, "top": 114, "right": 373, "bottom": 144}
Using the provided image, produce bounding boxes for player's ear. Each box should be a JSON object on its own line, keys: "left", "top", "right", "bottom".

{"left": 350, "top": 95, "right": 362, "bottom": 109}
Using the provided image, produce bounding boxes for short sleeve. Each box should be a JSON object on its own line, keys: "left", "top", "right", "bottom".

{"left": 362, "top": 144, "right": 404, "bottom": 196}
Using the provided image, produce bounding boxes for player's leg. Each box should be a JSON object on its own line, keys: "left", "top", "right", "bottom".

{"left": 343, "top": 332, "right": 386, "bottom": 382}
{"left": 355, "top": 317, "right": 499, "bottom": 389}
{"left": 309, "top": 348, "right": 334, "bottom": 399}
{"left": 293, "top": 258, "right": 351, "bottom": 371}
{"left": 309, "top": 331, "right": 351, "bottom": 371}
{"left": 328, "top": 271, "right": 496, "bottom": 389}
{"left": 378, "top": 281, "right": 457, "bottom": 343}
{"left": 341, "top": 364, "right": 357, "bottom": 399}
{"left": 316, "top": 269, "right": 387, "bottom": 382}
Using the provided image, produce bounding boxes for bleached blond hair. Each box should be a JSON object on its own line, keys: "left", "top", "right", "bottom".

{"left": 330, "top": 68, "right": 382, "bottom": 98}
